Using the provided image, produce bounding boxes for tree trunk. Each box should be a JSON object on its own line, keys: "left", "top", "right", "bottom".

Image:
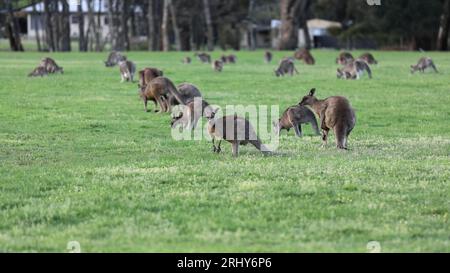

{"left": 299, "top": 0, "right": 311, "bottom": 49}
{"left": 61, "top": 0, "right": 71, "bottom": 51}
{"left": 5, "top": 0, "right": 24, "bottom": 51}
{"left": 202, "top": 0, "right": 214, "bottom": 51}
{"left": 169, "top": 1, "right": 181, "bottom": 51}
{"left": 154, "top": 0, "right": 162, "bottom": 50}
{"left": 437, "top": 0, "right": 450, "bottom": 51}
{"left": 278, "top": 0, "right": 301, "bottom": 50}
{"left": 96, "top": 0, "right": 103, "bottom": 51}
{"left": 121, "top": 0, "right": 130, "bottom": 51}
{"left": 86, "top": 0, "right": 98, "bottom": 51}
{"left": 52, "top": 1, "right": 61, "bottom": 51}
{"left": 44, "top": 0, "right": 55, "bottom": 51}
{"left": 78, "top": 1, "right": 87, "bottom": 51}
{"left": 162, "top": 0, "right": 170, "bottom": 51}
{"left": 147, "top": 0, "right": 155, "bottom": 50}
{"left": 32, "top": 0, "right": 42, "bottom": 51}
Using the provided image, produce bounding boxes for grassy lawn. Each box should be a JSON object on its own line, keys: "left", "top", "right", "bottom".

{"left": 0, "top": 50, "right": 449, "bottom": 252}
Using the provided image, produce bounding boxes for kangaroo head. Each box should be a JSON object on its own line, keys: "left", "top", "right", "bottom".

{"left": 299, "top": 88, "right": 317, "bottom": 106}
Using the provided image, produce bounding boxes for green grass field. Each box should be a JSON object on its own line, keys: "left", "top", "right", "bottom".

{"left": 0, "top": 50, "right": 449, "bottom": 252}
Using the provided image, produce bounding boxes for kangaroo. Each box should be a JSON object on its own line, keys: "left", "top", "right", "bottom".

{"left": 182, "top": 57, "right": 191, "bottom": 64}
{"left": 264, "top": 51, "right": 273, "bottom": 63}
{"left": 207, "top": 113, "right": 271, "bottom": 157}
{"left": 118, "top": 60, "right": 136, "bottom": 82}
{"left": 336, "top": 52, "right": 354, "bottom": 65}
{"left": 28, "top": 66, "right": 48, "bottom": 77}
{"left": 359, "top": 53, "right": 378, "bottom": 65}
{"left": 274, "top": 58, "right": 298, "bottom": 77}
{"left": 104, "top": 51, "right": 126, "bottom": 67}
{"left": 337, "top": 59, "right": 372, "bottom": 80}
{"left": 140, "top": 76, "right": 186, "bottom": 113}
{"left": 171, "top": 98, "right": 215, "bottom": 130}
{"left": 40, "top": 57, "right": 63, "bottom": 74}
{"left": 273, "top": 105, "right": 320, "bottom": 137}
{"left": 294, "top": 48, "right": 315, "bottom": 65}
{"left": 411, "top": 57, "right": 438, "bottom": 73}
{"left": 212, "top": 60, "right": 224, "bottom": 72}
{"left": 138, "top": 67, "right": 163, "bottom": 88}
{"left": 220, "top": 55, "right": 228, "bottom": 63}
{"left": 299, "top": 88, "right": 356, "bottom": 150}
{"left": 227, "top": 54, "right": 237, "bottom": 64}
{"left": 195, "top": 52, "right": 211, "bottom": 63}
{"left": 167, "top": 83, "right": 202, "bottom": 108}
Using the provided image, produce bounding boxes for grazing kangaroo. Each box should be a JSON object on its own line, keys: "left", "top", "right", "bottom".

{"left": 28, "top": 66, "right": 48, "bottom": 77}
{"left": 336, "top": 52, "right": 354, "bottom": 65}
{"left": 273, "top": 105, "right": 320, "bottom": 137}
{"left": 227, "top": 54, "right": 237, "bottom": 64}
{"left": 167, "top": 83, "right": 202, "bottom": 108}
{"left": 337, "top": 59, "right": 372, "bottom": 80}
{"left": 411, "top": 57, "right": 438, "bottom": 73}
{"left": 104, "top": 51, "right": 126, "bottom": 67}
{"left": 212, "top": 60, "right": 224, "bottom": 72}
{"left": 171, "top": 98, "right": 215, "bottom": 130}
{"left": 140, "top": 76, "right": 186, "bottom": 113}
{"left": 138, "top": 67, "right": 163, "bottom": 88}
{"left": 40, "top": 57, "right": 63, "bottom": 74}
{"left": 207, "top": 113, "right": 271, "bottom": 157}
{"left": 195, "top": 52, "right": 211, "bottom": 63}
{"left": 294, "top": 48, "right": 315, "bottom": 65}
{"left": 264, "top": 51, "right": 273, "bottom": 63}
{"left": 359, "top": 53, "right": 378, "bottom": 65}
{"left": 274, "top": 58, "right": 298, "bottom": 77}
{"left": 118, "top": 60, "right": 136, "bottom": 82}
{"left": 182, "top": 57, "right": 191, "bottom": 64}
{"left": 299, "top": 88, "right": 356, "bottom": 150}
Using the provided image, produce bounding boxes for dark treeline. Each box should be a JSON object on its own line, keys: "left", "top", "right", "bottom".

{"left": 1, "top": 0, "right": 449, "bottom": 52}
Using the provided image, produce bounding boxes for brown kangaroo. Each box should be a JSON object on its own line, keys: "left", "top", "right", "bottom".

{"left": 294, "top": 48, "right": 315, "bottom": 65}
{"left": 359, "top": 53, "right": 378, "bottom": 65}
{"left": 273, "top": 105, "right": 320, "bottom": 137}
{"left": 40, "top": 57, "right": 64, "bottom": 74}
{"left": 212, "top": 60, "right": 224, "bottom": 72}
{"left": 195, "top": 52, "right": 211, "bottom": 63}
{"left": 139, "top": 76, "right": 186, "bottom": 113}
{"left": 299, "top": 88, "right": 356, "bottom": 150}
{"left": 207, "top": 113, "right": 271, "bottom": 157}
{"left": 138, "top": 67, "right": 163, "bottom": 88}
{"left": 336, "top": 52, "right": 354, "bottom": 65}
{"left": 411, "top": 57, "right": 438, "bottom": 73}
{"left": 28, "top": 66, "right": 48, "bottom": 77}
{"left": 264, "top": 51, "right": 273, "bottom": 63}
{"left": 274, "top": 58, "right": 298, "bottom": 77}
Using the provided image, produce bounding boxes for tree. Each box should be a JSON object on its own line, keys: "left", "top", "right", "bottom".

{"left": 202, "top": 0, "right": 214, "bottom": 51}
{"left": 147, "top": 0, "right": 155, "bottom": 50}
{"left": 44, "top": 0, "right": 55, "bottom": 51}
{"left": 278, "top": 0, "right": 301, "bottom": 50}
{"left": 31, "top": 0, "right": 42, "bottom": 51}
{"left": 121, "top": 0, "right": 130, "bottom": 50}
{"left": 162, "top": 0, "right": 170, "bottom": 51}
{"left": 170, "top": 0, "right": 181, "bottom": 51}
{"left": 5, "top": 0, "right": 24, "bottom": 51}
{"left": 437, "top": 0, "right": 450, "bottom": 50}
{"left": 78, "top": 0, "right": 87, "bottom": 51}
{"left": 60, "top": 0, "right": 71, "bottom": 51}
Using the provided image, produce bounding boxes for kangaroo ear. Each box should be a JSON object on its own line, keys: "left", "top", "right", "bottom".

{"left": 309, "top": 88, "right": 316, "bottom": 96}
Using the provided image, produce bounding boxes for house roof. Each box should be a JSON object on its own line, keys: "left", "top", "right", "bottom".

{"left": 307, "top": 19, "right": 342, "bottom": 29}
{"left": 22, "top": 0, "right": 142, "bottom": 13}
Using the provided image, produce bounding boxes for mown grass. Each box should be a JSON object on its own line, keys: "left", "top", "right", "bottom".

{"left": 0, "top": 50, "right": 449, "bottom": 252}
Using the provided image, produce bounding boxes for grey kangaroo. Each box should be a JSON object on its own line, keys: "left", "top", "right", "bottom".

{"left": 212, "top": 60, "right": 224, "bottom": 72}
{"left": 299, "top": 88, "right": 356, "bottom": 150}
{"left": 264, "top": 51, "right": 273, "bottom": 63}
{"left": 28, "top": 66, "right": 48, "bottom": 77}
{"left": 167, "top": 83, "right": 202, "bottom": 108}
{"left": 411, "top": 57, "right": 438, "bottom": 73}
{"left": 273, "top": 105, "right": 320, "bottom": 137}
{"left": 207, "top": 112, "right": 271, "bottom": 157}
{"left": 274, "top": 58, "right": 298, "bottom": 77}
{"left": 40, "top": 57, "right": 63, "bottom": 74}
{"left": 337, "top": 59, "right": 372, "bottom": 80}
{"left": 195, "top": 52, "right": 211, "bottom": 63}
{"left": 118, "top": 60, "right": 136, "bottom": 82}
{"left": 171, "top": 98, "right": 215, "bottom": 130}
{"left": 104, "top": 51, "right": 126, "bottom": 67}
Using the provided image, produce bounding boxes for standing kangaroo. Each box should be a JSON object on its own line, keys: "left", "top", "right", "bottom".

{"left": 212, "top": 60, "right": 224, "bottom": 72}
{"left": 140, "top": 76, "right": 186, "bottom": 113}
{"left": 411, "top": 57, "right": 438, "bottom": 73}
{"left": 359, "top": 53, "right": 378, "bottom": 65}
{"left": 138, "top": 67, "right": 163, "bottom": 88}
{"left": 274, "top": 58, "right": 298, "bottom": 77}
{"left": 294, "top": 48, "right": 315, "bottom": 65}
{"left": 40, "top": 57, "right": 64, "bottom": 74}
{"left": 264, "top": 51, "right": 273, "bottom": 63}
{"left": 273, "top": 105, "right": 320, "bottom": 137}
{"left": 336, "top": 52, "right": 354, "bottom": 65}
{"left": 104, "top": 51, "right": 126, "bottom": 67}
{"left": 207, "top": 113, "right": 271, "bottom": 157}
{"left": 299, "top": 88, "right": 356, "bottom": 150}
{"left": 337, "top": 59, "right": 372, "bottom": 80}
{"left": 118, "top": 60, "right": 136, "bottom": 82}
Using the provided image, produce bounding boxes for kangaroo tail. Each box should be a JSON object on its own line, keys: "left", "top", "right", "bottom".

{"left": 250, "top": 139, "right": 272, "bottom": 154}
{"left": 165, "top": 77, "right": 187, "bottom": 105}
